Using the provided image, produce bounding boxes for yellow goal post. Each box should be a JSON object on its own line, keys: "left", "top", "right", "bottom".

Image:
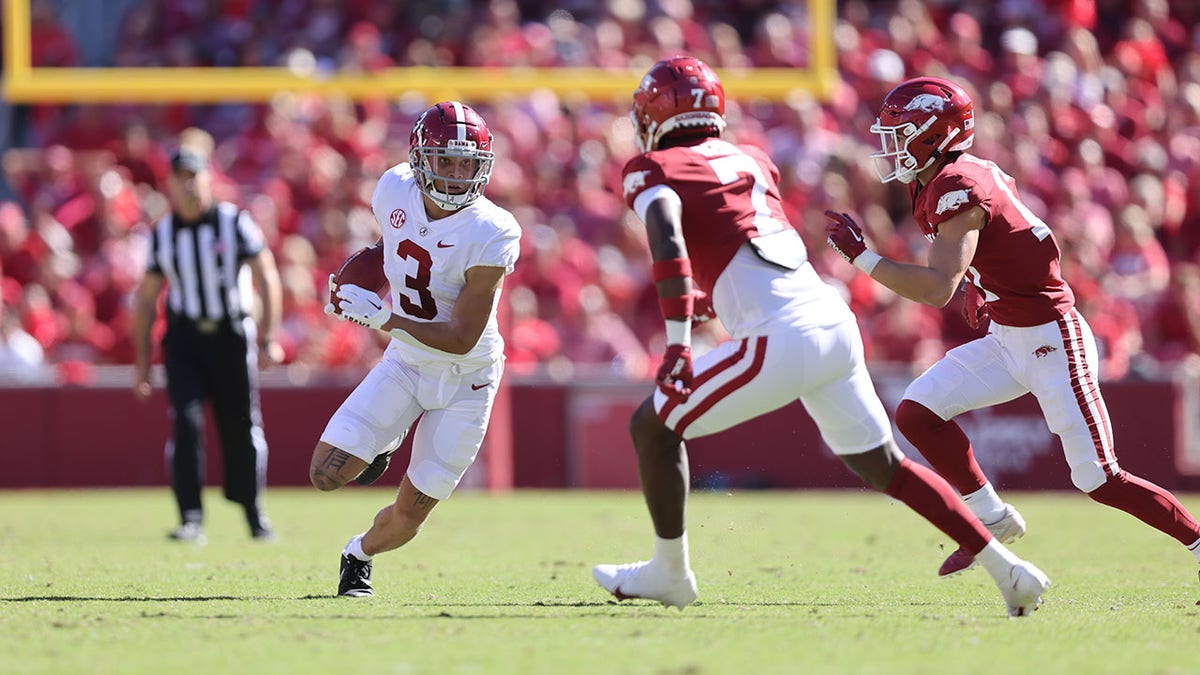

{"left": 3, "top": 0, "right": 837, "bottom": 103}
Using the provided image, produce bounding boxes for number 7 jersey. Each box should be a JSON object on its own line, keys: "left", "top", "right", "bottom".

{"left": 371, "top": 162, "right": 521, "bottom": 368}
{"left": 621, "top": 137, "right": 803, "bottom": 294}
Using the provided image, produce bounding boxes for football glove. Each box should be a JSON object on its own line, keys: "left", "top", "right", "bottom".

{"left": 962, "top": 282, "right": 989, "bottom": 330}
{"left": 323, "top": 274, "right": 340, "bottom": 317}
{"left": 691, "top": 290, "right": 717, "bottom": 327}
{"left": 824, "top": 210, "right": 868, "bottom": 265}
{"left": 656, "top": 343, "right": 693, "bottom": 403}
{"left": 336, "top": 284, "right": 390, "bottom": 330}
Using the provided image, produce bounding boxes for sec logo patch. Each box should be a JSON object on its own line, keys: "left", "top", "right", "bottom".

{"left": 390, "top": 209, "right": 407, "bottom": 228}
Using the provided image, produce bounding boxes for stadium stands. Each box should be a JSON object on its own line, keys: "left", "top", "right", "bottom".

{"left": 1, "top": 0, "right": 1198, "bottom": 384}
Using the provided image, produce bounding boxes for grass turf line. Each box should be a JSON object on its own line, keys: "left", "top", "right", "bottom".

{"left": 1, "top": 488, "right": 1198, "bottom": 674}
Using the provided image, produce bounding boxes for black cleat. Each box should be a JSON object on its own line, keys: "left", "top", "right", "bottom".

{"left": 354, "top": 450, "right": 395, "bottom": 486}
{"left": 338, "top": 554, "right": 374, "bottom": 597}
{"left": 246, "top": 508, "right": 275, "bottom": 541}
{"left": 168, "top": 521, "right": 206, "bottom": 544}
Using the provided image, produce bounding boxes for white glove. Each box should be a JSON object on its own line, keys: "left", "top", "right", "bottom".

{"left": 323, "top": 274, "right": 342, "bottom": 318}
{"left": 336, "top": 284, "right": 390, "bottom": 330}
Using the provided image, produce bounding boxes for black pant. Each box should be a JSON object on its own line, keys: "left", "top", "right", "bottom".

{"left": 162, "top": 318, "right": 267, "bottom": 523}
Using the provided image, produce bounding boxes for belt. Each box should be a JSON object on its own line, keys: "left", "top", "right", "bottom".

{"left": 194, "top": 319, "right": 221, "bottom": 334}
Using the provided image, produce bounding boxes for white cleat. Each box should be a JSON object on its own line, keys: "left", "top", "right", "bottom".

{"left": 592, "top": 560, "right": 698, "bottom": 609}
{"left": 940, "top": 504, "right": 1027, "bottom": 577}
{"left": 999, "top": 561, "right": 1051, "bottom": 618}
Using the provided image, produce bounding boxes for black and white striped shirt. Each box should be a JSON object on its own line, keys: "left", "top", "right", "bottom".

{"left": 146, "top": 202, "right": 265, "bottom": 323}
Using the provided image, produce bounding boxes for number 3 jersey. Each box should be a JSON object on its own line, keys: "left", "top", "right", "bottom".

{"left": 912, "top": 153, "right": 1074, "bottom": 327}
{"left": 622, "top": 137, "right": 852, "bottom": 338}
{"left": 371, "top": 162, "right": 521, "bottom": 369}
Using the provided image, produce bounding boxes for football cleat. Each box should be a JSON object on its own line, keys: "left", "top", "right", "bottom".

{"left": 246, "top": 507, "right": 275, "bottom": 541}
{"left": 592, "top": 560, "right": 698, "bottom": 609}
{"left": 167, "top": 521, "right": 206, "bottom": 544}
{"left": 939, "top": 503, "right": 1026, "bottom": 577}
{"left": 998, "top": 560, "right": 1051, "bottom": 618}
{"left": 338, "top": 553, "right": 374, "bottom": 597}
{"left": 354, "top": 449, "right": 396, "bottom": 487}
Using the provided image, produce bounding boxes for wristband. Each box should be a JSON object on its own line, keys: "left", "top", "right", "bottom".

{"left": 658, "top": 294, "right": 694, "bottom": 319}
{"left": 652, "top": 257, "right": 693, "bottom": 282}
{"left": 665, "top": 319, "right": 691, "bottom": 347}
{"left": 853, "top": 249, "right": 882, "bottom": 275}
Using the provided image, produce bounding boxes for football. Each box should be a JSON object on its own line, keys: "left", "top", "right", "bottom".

{"left": 329, "top": 243, "right": 388, "bottom": 314}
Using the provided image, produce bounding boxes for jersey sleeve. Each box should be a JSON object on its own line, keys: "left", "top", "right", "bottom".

{"left": 621, "top": 154, "right": 670, "bottom": 210}
{"left": 742, "top": 144, "right": 781, "bottom": 185}
{"left": 469, "top": 212, "right": 522, "bottom": 275}
{"left": 925, "top": 170, "right": 986, "bottom": 228}
{"left": 235, "top": 208, "right": 266, "bottom": 259}
{"left": 370, "top": 165, "right": 401, "bottom": 227}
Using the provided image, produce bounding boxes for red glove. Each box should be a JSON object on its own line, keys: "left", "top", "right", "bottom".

{"left": 656, "top": 343, "right": 693, "bottom": 403}
{"left": 962, "top": 282, "right": 989, "bottom": 330}
{"left": 691, "top": 290, "right": 716, "bottom": 327}
{"left": 824, "top": 210, "right": 868, "bottom": 265}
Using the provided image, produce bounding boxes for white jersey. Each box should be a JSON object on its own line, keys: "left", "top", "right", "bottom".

{"left": 371, "top": 163, "right": 521, "bottom": 370}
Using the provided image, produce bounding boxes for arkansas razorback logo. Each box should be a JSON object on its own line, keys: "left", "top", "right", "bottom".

{"left": 1033, "top": 345, "right": 1057, "bottom": 359}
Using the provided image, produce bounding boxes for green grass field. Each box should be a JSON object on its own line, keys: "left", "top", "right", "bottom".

{"left": 2, "top": 488, "right": 1198, "bottom": 674}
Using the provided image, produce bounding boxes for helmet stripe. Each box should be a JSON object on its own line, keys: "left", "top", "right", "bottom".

{"left": 450, "top": 101, "right": 467, "bottom": 141}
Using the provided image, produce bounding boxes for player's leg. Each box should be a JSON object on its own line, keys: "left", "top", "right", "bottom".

{"left": 1033, "top": 310, "right": 1200, "bottom": 562}
{"left": 337, "top": 473, "right": 440, "bottom": 598}
{"left": 596, "top": 335, "right": 784, "bottom": 609}
{"left": 208, "top": 326, "right": 271, "bottom": 538}
{"left": 339, "top": 360, "right": 500, "bottom": 597}
{"left": 162, "top": 329, "right": 207, "bottom": 541}
{"left": 898, "top": 336, "right": 1030, "bottom": 575}
{"left": 592, "top": 396, "right": 698, "bottom": 609}
{"left": 309, "top": 358, "right": 420, "bottom": 491}
{"left": 803, "top": 321, "right": 1049, "bottom": 616}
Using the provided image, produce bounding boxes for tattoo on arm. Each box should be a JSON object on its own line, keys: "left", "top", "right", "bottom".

{"left": 412, "top": 492, "right": 436, "bottom": 509}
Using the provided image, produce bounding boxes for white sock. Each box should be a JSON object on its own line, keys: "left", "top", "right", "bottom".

{"left": 1188, "top": 536, "right": 1200, "bottom": 563}
{"left": 962, "top": 483, "right": 1006, "bottom": 523}
{"left": 344, "top": 533, "right": 372, "bottom": 562}
{"left": 653, "top": 532, "right": 690, "bottom": 576}
{"left": 975, "top": 539, "right": 1022, "bottom": 582}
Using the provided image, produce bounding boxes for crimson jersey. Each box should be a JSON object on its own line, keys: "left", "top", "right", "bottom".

{"left": 914, "top": 153, "right": 1074, "bottom": 327}
{"left": 621, "top": 138, "right": 799, "bottom": 293}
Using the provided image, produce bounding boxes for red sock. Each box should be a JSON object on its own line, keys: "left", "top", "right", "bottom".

{"left": 885, "top": 457, "right": 991, "bottom": 555}
{"left": 1088, "top": 472, "right": 1200, "bottom": 546}
{"left": 896, "top": 399, "right": 988, "bottom": 495}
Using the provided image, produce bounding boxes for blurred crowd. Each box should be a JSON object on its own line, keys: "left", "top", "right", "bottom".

{"left": 1, "top": 0, "right": 1199, "bottom": 385}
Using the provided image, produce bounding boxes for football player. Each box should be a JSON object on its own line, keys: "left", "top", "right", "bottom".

{"left": 311, "top": 101, "right": 521, "bottom": 597}
{"left": 826, "top": 76, "right": 1200, "bottom": 579}
{"left": 593, "top": 56, "right": 1050, "bottom": 617}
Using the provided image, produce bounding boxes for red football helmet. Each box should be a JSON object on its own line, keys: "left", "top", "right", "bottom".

{"left": 870, "top": 77, "right": 975, "bottom": 184}
{"left": 409, "top": 101, "right": 495, "bottom": 210}
{"left": 631, "top": 56, "right": 726, "bottom": 153}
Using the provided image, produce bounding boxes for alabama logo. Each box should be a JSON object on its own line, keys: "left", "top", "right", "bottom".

{"left": 390, "top": 208, "right": 406, "bottom": 228}
{"left": 936, "top": 189, "right": 971, "bottom": 215}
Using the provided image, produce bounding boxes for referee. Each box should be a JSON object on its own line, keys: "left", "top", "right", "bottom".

{"left": 132, "top": 145, "right": 284, "bottom": 543}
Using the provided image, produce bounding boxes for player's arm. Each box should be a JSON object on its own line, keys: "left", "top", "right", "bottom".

{"left": 825, "top": 206, "right": 984, "bottom": 308}
{"left": 246, "top": 246, "right": 284, "bottom": 365}
{"left": 383, "top": 265, "right": 506, "bottom": 355}
{"left": 641, "top": 189, "right": 696, "bottom": 402}
{"left": 131, "top": 271, "right": 164, "bottom": 401}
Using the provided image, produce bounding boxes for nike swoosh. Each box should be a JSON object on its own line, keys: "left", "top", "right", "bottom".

{"left": 437, "top": 241, "right": 455, "bottom": 248}
{"left": 471, "top": 383, "right": 488, "bottom": 391}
